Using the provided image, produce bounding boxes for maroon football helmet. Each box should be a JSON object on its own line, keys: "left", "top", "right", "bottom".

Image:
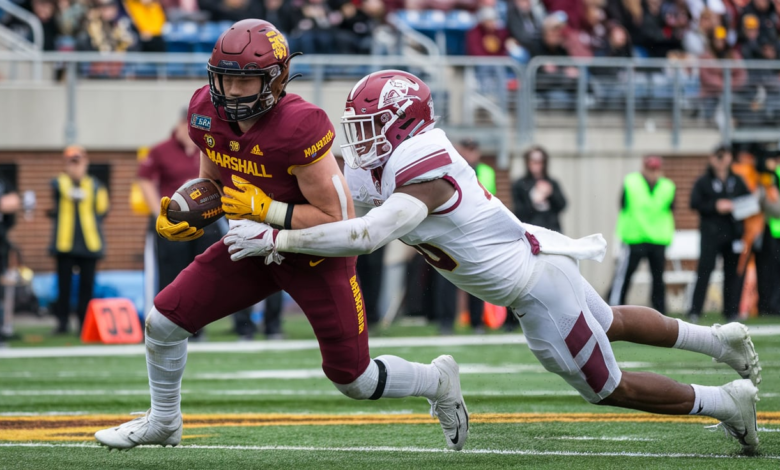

{"left": 207, "top": 19, "right": 298, "bottom": 121}
{"left": 341, "top": 70, "right": 435, "bottom": 170}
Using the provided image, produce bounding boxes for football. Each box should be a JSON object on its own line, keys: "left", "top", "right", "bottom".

{"left": 167, "top": 178, "right": 224, "bottom": 229}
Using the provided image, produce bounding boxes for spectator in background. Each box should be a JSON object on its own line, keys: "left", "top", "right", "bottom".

{"left": 198, "top": 0, "right": 262, "bottom": 23}
{"left": 610, "top": 156, "right": 676, "bottom": 314}
{"left": 289, "top": 0, "right": 352, "bottom": 55}
{"left": 30, "top": 0, "right": 61, "bottom": 50}
{"left": 136, "top": 111, "right": 224, "bottom": 341}
{"left": 739, "top": 14, "right": 763, "bottom": 59}
{"left": 542, "top": 0, "right": 583, "bottom": 29}
{"left": 742, "top": 0, "right": 778, "bottom": 41}
{"left": 124, "top": 0, "right": 167, "bottom": 52}
{"left": 530, "top": 11, "right": 579, "bottom": 106}
{"left": 603, "top": 23, "right": 633, "bottom": 58}
{"left": 683, "top": 7, "right": 720, "bottom": 56}
{"left": 338, "top": 0, "right": 383, "bottom": 54}
{"left": 49, "top": 146, "right": 109, "bottom": 335}
{"left": 605, "top": 0, "right": 643, "bottom": 34}
{"left": 689, "top": 144, "right": 750, "bottom": 323}
{"left": 77, "top": 0, "right": 138, "bottom": 53}
{"left": 566, "top": 3, "right": 609, "bottom": 57}
{"left": 633, "top": 0, "right": 684, "bottom": 57}
{"left": 506, "top": 0, "right": 543, "bottom": 50}
{"left": 512, "top": 145, "right": 567, "bottom": 233}
{"left": 700, "top": 26, "right": 747, "bottom": 120}
{"left": 466, "top": 6, "right": 508, "bottom": 56}
{"left": 56, "top": 0, "right": 88, "bottom": 48}
{"left": 263, "top": 0, "right": 295, "bottom": 34}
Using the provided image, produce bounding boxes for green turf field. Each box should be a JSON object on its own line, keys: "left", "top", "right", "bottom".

{"left": 0, "top": 313, "right": 778, "bottom": 469}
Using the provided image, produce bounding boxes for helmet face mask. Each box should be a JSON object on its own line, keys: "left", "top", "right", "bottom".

{"left": 207, "top": 20, "right": 294, "bottom": 122}
{"left": 341, "top": 108, "right": 394, "bottom": 170}
{"left": 340, "top": 70, "right": 435, "bottom": 170}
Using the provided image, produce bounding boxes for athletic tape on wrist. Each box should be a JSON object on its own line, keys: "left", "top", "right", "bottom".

{"left": 284, "top": 204, "right": 295, "bottom": 230}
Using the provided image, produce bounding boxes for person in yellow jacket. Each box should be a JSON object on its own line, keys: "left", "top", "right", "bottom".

{"left": 610, "top": 155, "right": 676, "bottom": 314}
{"left": 49, "top": 146, "right": 109, "bottom": 334}
{"left": 123, "top": 0, "right": 166, "bottom": 52}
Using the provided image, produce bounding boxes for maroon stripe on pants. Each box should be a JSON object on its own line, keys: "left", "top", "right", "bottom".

{"left": 564, "top": 312, "right": 592, "bottom": 358}
{"left": 581, "top": 343, "right": 610, "bottom": 393}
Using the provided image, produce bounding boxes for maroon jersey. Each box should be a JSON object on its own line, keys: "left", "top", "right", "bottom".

{"left": 187, "top": 86, "right": 336, "bottom": 204}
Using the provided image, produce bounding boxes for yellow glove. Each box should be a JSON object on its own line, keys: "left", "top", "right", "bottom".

{"left": 156, "top": 196, "right": 203, "bottom": 241}
{"left": 222, "top": 175, "right": 290, "bottom": 225}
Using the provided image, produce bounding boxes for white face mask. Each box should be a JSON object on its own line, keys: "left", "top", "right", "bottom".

{"left": 340, "top": 108, "right": 395, "bottom": 170}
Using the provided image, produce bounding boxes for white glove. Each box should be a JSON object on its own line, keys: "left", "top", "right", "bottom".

{"left": 223, "top": 220, "right": 284, "bottom": 264}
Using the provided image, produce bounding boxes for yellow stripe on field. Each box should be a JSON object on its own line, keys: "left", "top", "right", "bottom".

{"left": 1, "top": 413, "right": 779, "bottom": 442}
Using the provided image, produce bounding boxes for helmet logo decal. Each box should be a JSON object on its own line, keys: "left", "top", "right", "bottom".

{"left": 379, "top": 78, "right": 420, "bottom": 109}
{"left": 218, "top": 60, "right": 241, "bottom": 69}
{"left": 266, "top": 31, "right": 288, "bottom": 60}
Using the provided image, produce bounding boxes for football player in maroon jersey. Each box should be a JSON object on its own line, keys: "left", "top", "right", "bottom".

{"left": 95, "top": 20, "right": 468, "bottom": 451}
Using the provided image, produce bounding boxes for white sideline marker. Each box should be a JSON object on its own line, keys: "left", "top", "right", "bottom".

{"left": 0, "top": 443, "right": 777, "bottom": 460}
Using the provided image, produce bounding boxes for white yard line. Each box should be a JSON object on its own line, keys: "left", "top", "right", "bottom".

{"left": 535, "top": 436, "right": 656, "bottom": 441}
{"left": 0, "top": 442, "right": 776, "bottom": 460}
{"left": 0, "top": 335, "right": 528, "bottom": 359}
{"left": 0, "top": 389, "right": 583, "bottom": 397}
{"left": 2, "top": 323, "right": 778, "bottom": 359}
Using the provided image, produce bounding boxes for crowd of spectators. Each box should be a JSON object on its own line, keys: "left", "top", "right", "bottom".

{"left": 0, "top": 0, "right": 389, "bottom": 55}
{"left": 3, "top": 0, "right": 780, "bottom": 63}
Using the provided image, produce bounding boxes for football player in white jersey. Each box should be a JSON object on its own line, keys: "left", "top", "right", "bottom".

{"left": 224, "top": 70, "right": 762, "bottom": 452}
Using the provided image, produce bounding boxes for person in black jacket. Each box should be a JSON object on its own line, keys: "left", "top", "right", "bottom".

{"left": 511, "top": 145, "right": 567, "bottom": 232}
{"left": 689, "top": 145, "right": 750, "bottom": 323}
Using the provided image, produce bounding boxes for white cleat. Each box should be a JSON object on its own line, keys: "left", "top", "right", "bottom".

{"left": 715, "top": 379, "right": 760, "bottom": 453}
{"left": 428, "top": 355, "right": 469, "bottom": 451}
{"left": 712, "top": 323, "right": 762, "bottom": 385}
{"left": 95, "top": 410, "right": 182, "bottom": 450}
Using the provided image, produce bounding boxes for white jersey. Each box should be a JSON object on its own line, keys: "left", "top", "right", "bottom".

{"left": 345, "top": 128, "right": 535, "bottom": 306}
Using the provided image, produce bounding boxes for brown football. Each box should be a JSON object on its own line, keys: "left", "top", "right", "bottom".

{"left": 167, "top": 178, "right": 224, "bottom": 229}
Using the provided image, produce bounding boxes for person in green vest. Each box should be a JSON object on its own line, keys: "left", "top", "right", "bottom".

{"left": 760, "top": 158, "right": 780, "bottom": 315}
{"left": 610, "top": 155, "right": 676, "bottom": 314}
{"left": 49, "top": 145, "right": 109, "bottom": 334}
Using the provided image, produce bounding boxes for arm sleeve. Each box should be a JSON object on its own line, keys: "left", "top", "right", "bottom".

{"left": 275, "top": 192, "right": 428, "bottom": 256}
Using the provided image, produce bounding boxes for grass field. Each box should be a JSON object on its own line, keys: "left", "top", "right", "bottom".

{"left": 0, "top": 313, "right": 778, "bottom": 469}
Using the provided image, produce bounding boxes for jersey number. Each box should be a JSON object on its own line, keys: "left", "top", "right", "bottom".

{"left": 413, "top": 243, "right": 459, "bottom": 271}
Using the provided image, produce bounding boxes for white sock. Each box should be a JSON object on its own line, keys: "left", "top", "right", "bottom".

{"left": 376, "top": 355, "right": 441, "bottom": 400}
{"left": 144, "top": 308, "right": 191, "bottom": 426}
{"left": 690, "top": 384, "right": 730, "bottom": 420}
{"left": 674, "top": 319, "right": 723, "bottom": 358}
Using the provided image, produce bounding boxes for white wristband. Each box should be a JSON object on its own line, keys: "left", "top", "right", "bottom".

{"left": 265, "top": 200, "right": 289, "bottom": 227}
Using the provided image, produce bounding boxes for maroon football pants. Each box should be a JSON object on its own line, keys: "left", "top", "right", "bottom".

{"left": 154, "top": 241, "right": 370, "bottom": 384}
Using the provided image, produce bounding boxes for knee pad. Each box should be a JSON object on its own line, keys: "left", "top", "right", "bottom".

{"left": 145, "top": 307, "right": 191, "bottom": 343}
{"left": 332, "top": 359, "right": 386, "bottom": 400}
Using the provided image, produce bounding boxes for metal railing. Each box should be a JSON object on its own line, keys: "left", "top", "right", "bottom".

{"left": 524, "top": 56, "right": 780, "bottom": 152}
{"left": 0, "top": 52, "right": 523, "bottom": 167}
